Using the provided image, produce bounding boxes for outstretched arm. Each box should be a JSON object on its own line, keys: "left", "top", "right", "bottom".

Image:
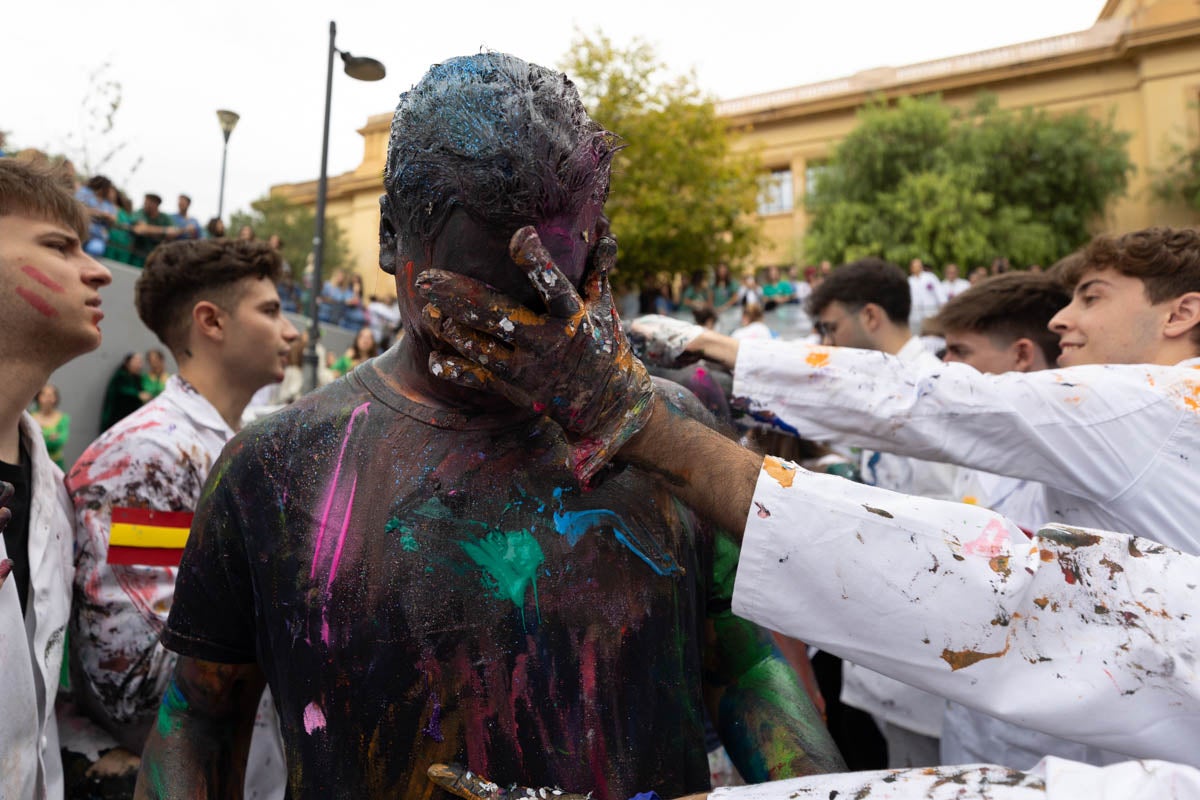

{"left": 621, "top": 395, "right": 760, "bottom": 539}
{"left": 134, "top": 657, "right": 264, "bottom": 799}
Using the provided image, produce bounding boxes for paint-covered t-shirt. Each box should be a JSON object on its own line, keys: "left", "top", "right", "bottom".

{"left": 162, "top": 347, "right": 832, "bottom": 798}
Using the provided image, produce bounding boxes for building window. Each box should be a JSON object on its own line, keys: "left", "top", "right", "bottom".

{"left": 757, "top": 168, "right": 794, "bottom": 215}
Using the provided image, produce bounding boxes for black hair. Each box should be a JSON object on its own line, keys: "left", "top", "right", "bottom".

{"left": 379, "top": 52, "right": 620, "bottom": 274}
{"left": 808, "top": 257, "right": 911, "bottom": 324}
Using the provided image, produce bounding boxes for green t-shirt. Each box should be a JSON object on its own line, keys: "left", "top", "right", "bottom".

{"left": 105, "top": 208, "right": 137, "bottom": 264}
{"left": 762, "top": 280, "right": 793, "bottom": 299}
{"left": 142, "top": 372, "right": 168, "bottom": 399}
{"left": 130, "top": 209, "right": 174, "bottom": 267}
{"left": 39, "top": 413, "right": 70, "bottom": 470}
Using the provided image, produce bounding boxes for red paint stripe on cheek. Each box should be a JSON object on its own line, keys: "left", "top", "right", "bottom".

{"left": 21, "top": 265, "right": 65, "bottom": 293}
{"left": 16, "top": 287, "right": 59, "bottom": 318}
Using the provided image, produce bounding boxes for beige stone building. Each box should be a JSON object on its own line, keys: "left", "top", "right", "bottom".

{"left": 273, "top": 0, "right": 1200, "bottom": 282}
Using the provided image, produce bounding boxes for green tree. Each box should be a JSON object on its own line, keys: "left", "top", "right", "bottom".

{"left": 230, "top": 194, "right": 350, "bottom": 281}
{"left": 560, "top": 32, "right": 761, "bottom": 285}
{"left": 1151, "top": 138, "right": 1200, "bottom": 214}
{"left": 806, "top": 95, "right": 1134, "bottom": 269}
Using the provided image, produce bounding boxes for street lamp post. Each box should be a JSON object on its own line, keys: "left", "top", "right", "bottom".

{"left": 304, "top": 21, "right": 386, "bottom": 392}
{"left": 215, "top": 109, "right": 240, "bottom": 222}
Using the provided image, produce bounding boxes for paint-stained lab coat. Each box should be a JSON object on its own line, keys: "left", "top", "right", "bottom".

{"left": 710, "top": 757, "right": 1200, "bottom": 800}
{"left": 729, "top": 459, "right": 1200, "bottom": 789}
{"left": 731, "top": 343, "right": 1200, "bottom": 553}
{"left": 0, "top": 413, "right": 72, "bottom": 800}
{"left": 840, "top": 337, "right": 958, "bottom": 741}
{"left": 61, "top": 376, "right": 285, "bottom": 798}
{"left": 939, "top": 470, "right": 1133, "bottom": 769}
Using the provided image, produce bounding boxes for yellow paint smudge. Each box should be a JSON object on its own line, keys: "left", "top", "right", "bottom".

{"left": 763, "top": 456, "right": 796, "bottom": 488}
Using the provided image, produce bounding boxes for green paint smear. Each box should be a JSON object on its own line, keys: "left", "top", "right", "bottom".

{"left": 460, "top": 530, "right": 545, "bottom": 628}
{"left": 718, "top": 657, "right": 845, "bottom": 779}
{"left": 144, "top": 759, "right": 167, "bottom": 798}
{"left": 156, "top": 680, "right": 189, "bottom": 739}
{"left": 386, "top": 518, "right": 420, "bottom": 551}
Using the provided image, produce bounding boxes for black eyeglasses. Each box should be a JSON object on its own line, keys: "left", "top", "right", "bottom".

{"left": 814, "top": 305, "right": 862, "bottom": 340}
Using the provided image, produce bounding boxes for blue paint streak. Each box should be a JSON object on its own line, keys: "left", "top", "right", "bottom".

{"left": 552, "top": 507, "right": 680, "bottom": 577}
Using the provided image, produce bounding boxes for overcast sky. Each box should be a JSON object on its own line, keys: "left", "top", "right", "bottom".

{"left": 5, "top": 0, "right": 1101, "bottom": 224}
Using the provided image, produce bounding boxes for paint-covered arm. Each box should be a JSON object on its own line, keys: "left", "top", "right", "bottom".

{"left": 134, "top": 656, "right": 264, "bottom": 799}
{"left": 619, "top": 394, "right": 761, "bottom": 537}
{"left": 731, "top": 338, "right": 1181, "bottom": 504}
{"left": 734, "top": 459, "right": 1200, "bottom": 766}
{"left": 703, "top": 531, "right": 845, "bottom": 779}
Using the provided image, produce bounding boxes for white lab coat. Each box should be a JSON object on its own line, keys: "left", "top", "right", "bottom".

{"left": 840, "top": 337, "right": 958, "bottom": 741}
{"left": 711, "top": 757, "right": 1200, "bottom": 799}
{"left": 0, "top": 414, "right": 72, "bottom": 800}
{"left": 733, "top": 459, "right": 1200, "bottom": 767}
{"left": 907, "top": 272, "right": 945, "bottom": 331}
{"left": 62, "top": 376, "right": 285, "bottom": 798}
{"left": 731, "top": 343, "right": 1200, "bottom": 553}
{"left": 938, "top": 471, "right": 1132, "bottom": 768}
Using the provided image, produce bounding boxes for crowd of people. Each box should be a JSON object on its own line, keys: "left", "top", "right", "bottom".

{"left": 2, "top": 48, "right": 1200, "bottom": 800}
{"left": 22, "top": 151, "right": 401, "bottom": 339}
{"left": 637, "top": 255, "right": 1032, "bottom": 345}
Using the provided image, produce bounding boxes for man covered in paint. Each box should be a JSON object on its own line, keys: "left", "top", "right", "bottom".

{"left": 136, "top": 53, "right": 842, "bottom": 799}
{"left": 63, "top": 239, "right": 296, "bottom": 795}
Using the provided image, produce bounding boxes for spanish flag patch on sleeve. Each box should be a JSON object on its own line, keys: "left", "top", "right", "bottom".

{"left": 108, "top": 507, "right": 194, "bottom": 567}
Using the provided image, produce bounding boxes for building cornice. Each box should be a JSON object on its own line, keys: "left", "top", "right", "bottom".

{"left": 716, "top": 7, "right": 1200, "bottom": 128}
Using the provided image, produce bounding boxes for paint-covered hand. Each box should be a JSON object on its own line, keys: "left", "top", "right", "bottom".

{"left": 0, "top": 481, "right": 13, "bottom": 590}
{"left": 419, "top": 226, "right": 655, "bottom": 484}
{"left": 427, "top": 763, "right": 592, "bottom": 800}
{"left": 628, "top": 314, "right": 706, "bottom": 368}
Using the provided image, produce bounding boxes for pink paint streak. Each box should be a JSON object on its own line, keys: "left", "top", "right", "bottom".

{"left": 310, "top": 402, "right": 371, "bottom": 579}
{"left": 962, "top": 519, "right": 1011, "bottom": 559}
{"left": 326, "top": 475, "right": 358, "bottom": 588}
{"left": 303, "top": 701, "right": 326, "bottom": 734}
{"left": 21, "top": 264, "right": 65, "bottom": 292}
{"left": 16, "top": 287, "right": 57, "bottom": 318}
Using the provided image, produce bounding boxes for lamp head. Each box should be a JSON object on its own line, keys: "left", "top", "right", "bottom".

{"left": 216, "top": 109, "right": 240, "bottom": 141}
{"left": 341, "top": 52, "right": 386, "bottom": 82}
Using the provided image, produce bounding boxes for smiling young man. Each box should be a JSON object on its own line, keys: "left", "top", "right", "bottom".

{"left": 62, "top": 239, "right": 295, "bottom": 794}
{"left": 0, "top": 157, "right": 112, "bottom": 800}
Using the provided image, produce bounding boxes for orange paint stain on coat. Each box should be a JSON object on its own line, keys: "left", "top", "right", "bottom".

{"left": 805, "top": 349, "right": 831, "bottom": 368}
{"left": 941, "top": 641, "right": 1011, "bottom": 671}
{"left": 763, "top": 456, "right": 796, "bottom": 488}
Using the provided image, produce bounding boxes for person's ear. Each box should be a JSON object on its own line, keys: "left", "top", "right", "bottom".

{"left": 192, "top": 301, "right": 226, "bottom": 344}
{"left": 379, "top": 197, "right": 399, "bottom": 275}
{"left": 1011, "top": 337, "right": 1038, "bottom": 372}
{"left": 1163, "top": 292, "right": 1200, "bottom": 341}
{"left": 860, "top": 303, "right": 882, "bottom": 332}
